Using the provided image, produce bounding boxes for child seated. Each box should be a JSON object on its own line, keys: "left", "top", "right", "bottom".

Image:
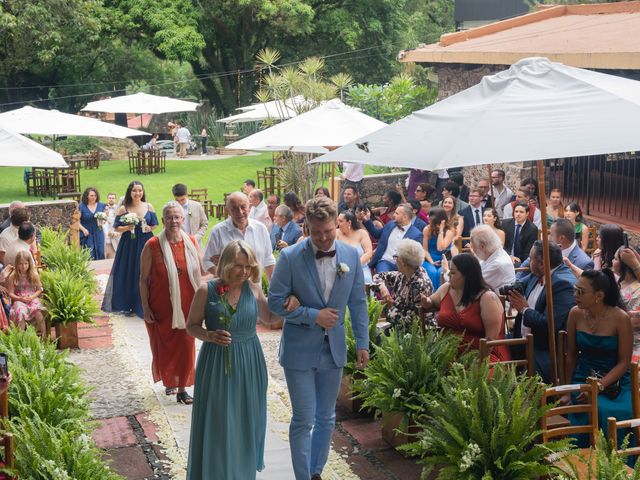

{"left": 8, "top": 251, "right": 46, "bottom": 337}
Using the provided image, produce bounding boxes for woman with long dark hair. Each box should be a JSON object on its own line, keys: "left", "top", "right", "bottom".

{"left": 565, "top": 223, "right": 625, "bottom": 278}
{"left": 422, "top": 207, "right": 455, "bottom": 290}
{"left": 78, "top": 187, "right": 106, "bottom": 260}
{"left": 482, "top": 208, "right": 505, "bottom": 246}
{"left": 283, "top": 192, "right": 305, "bottom": 225}
{"left": 336, "top": 210, "right": 373, "bottom": 284}
{"left": 563, "top": 269, "right": 632, "bottom": 445}
{"left": 613, "top": 247, "right": 640, "bottom": 362}
{"left": 564, "top": 202, "right": 589, "bottom": 251}
{"left": 102, "top": 180, "right": 158, "bottom": 317}
{"left": 420, "top": 253, "right": 510, "bottom": 361}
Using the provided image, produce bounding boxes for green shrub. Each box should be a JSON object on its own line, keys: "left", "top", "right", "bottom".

{"left": 344, "top": 297, "right": 384, "bottom": 376}
{"left": 39, "top": 226, "right": 68, "bottom": 252}
{"left": 0, "top": 327, "right": 91, "bottom": 429}
{"left": 41, "top": 269, "right": 99, "bottom": 325}
{"left": 6, "top": 415, "right": 122, "bottom": 480}
{"left": 353, "top": 323, "right": 465, "bottom": 424}
{"left": 56, "top": 136, "right": 99, "bottom": 155}
{"left": 40, "top": 239, "right": 95, "bottom": 286}
{"left": 563, "top": 431, "right": 640, "bottom": 479}
{"left": 404, "top": 360, "right": 573, "bottom": 479}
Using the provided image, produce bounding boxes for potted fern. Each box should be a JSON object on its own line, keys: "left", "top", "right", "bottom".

{"left": 338, "top": 297, "right": 384, "bottom": 413}
{"left": 402, "top": 360, "right": 575, "bottom": 479}
{"left": 353, "top": 323, "right": 464, "bottom": 448}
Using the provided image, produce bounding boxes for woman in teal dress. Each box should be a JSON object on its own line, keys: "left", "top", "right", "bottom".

{"left": 563, "top": 269, "right": 633, "bottom": 447}
{"left": 186, "top": 240, "right": 286, "bottom": 479}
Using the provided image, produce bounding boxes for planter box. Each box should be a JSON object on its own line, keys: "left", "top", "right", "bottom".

{"left": 54, "top": 322, "right": 79, "bottom": 349}
{"left": 337, "top": 371, "right": 366, "bottom": 414}
{"left": 381, "top": 411, "right": 421, "bottom": 448}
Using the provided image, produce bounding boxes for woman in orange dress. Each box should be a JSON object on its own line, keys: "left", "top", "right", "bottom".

{"left": 421, "top": 252, "right": 510, "bottom": 362}
{"left": 140, "top": 201, "right": 202, "bottom": 404}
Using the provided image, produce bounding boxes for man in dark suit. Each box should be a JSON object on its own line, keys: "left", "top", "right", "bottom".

{"left": 361, "top": 204, "right": 422, "bottom": 272}
{"left": 408, "top": 200, "right": 427, "bottom": 234}
{"left": 508, "top": 241, "right": 577, "bottom": 384}
{"left": 460, "top": 188, "right": 484, "bottom": 238}
{"left": 477, "top": 179, "right": 493, "bottom": 209}
{"left": 503, "top": 201, "right": 538, "bottom": 265}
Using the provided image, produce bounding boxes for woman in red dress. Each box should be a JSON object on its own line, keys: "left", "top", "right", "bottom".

{"left": 421, "top": 252, "right": 510, "bottom": 362}
{"left": 140, "top": 201, "right": 203, "bottom": 404}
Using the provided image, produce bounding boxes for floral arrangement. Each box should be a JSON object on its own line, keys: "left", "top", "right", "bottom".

{"left": 216, "top": 282, "right": 235, "bottom": 375}
{"left": 337, "top": 262, "right": 350, "bottom": 277}
{"left": 94, "top": 212, "right": 108, "bottom": 230}
{"left": 119, "top": 212, "right": 140, "bottom": 238}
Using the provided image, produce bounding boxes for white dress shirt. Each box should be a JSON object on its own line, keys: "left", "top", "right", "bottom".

{"left": 479, "top": 248, "right": 516, "bottom": 292}
{"left": 342, "top": 163, "right": 364, "bottom": 182}
{"left": 471, "top": 206, "right": 483, "bottom": 229}
{"left": 311, "top": 241, "right": 337, "bottom": 303}
{"left": 562, "top": 240, "right": 578, "bottom": 258}
{"left": 0, "top": 225, "right": 18, "bottom": 254}
{"left": 203, "top": 218, "right": 276, "bottom": 272}
{"left": 381, "top": 225, "right": 406, "bottom": 263}
{"left": 503, "top": 203, "right": 542, "bottom": 229}
{"left": 3, "top": 239, "right": 32, "bottom": 266}
{"left": 521, "top": 266, "right": 559, "bottom": 338}
{"left": 492, "top": 185, "right": 514, "bottom": 218}
{"left": 249, "top": 201, "right": 273, "bottom": 232}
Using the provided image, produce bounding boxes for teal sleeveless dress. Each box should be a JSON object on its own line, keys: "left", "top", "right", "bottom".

{"left": 186, "top": 280, "right": 268, "bottom": 479}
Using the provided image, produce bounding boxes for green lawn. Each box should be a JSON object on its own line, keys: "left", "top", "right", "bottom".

{"left": 0, "top": 153, "right": 274, "bottom": 207}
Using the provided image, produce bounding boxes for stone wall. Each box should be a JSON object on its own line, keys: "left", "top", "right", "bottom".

{"left": 434, "top": 63, "right": 505, "bottom": 101}
{"left": 334, "top": 171, "right": 410, "bottom": 207}
{"left": 463, "top": 162, "right": 530, "bottom": 193}
{"left": 0, "top": 200, "right": 77, "bottom": 231}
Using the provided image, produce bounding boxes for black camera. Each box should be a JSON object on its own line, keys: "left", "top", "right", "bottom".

{"left": 498, "top": 281, "right": 525, "bottom": 296}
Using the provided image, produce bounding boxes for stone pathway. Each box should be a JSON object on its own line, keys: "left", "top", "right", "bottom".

{"left": 71, "top": 259, "right": 424, "bottom": 479}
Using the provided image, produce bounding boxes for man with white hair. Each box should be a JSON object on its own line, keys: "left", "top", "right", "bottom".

{"left": 0, "top": 201, "right": 25, "bottom": 234}
{"left": 470, "top": 224, "right": 516, "bottom": 292}
{"left": 203, "top": 192, "right": 276, "bottom": 279}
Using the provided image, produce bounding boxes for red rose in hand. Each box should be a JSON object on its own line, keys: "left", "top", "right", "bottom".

{"left": 217, "top": 283, "right": 230, "bottom": 296}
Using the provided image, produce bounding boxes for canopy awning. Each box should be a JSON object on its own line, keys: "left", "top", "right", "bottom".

{"left": 0, "top": 127, "right": 68, "bottom": 167}
{"left": 82, "top": 92, "right": 199, "bottom": 114}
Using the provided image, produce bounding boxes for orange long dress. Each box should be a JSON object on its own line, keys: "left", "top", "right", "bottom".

{"left": 146, "top": 236, "right": 196, "bottom": 388}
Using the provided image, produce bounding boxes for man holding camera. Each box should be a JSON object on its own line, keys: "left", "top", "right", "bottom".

{"left": 507, "top": 241, "right": 576, "bottom": 384}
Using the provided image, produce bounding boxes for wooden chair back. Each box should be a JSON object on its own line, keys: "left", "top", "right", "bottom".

{"left": 557, "top": 330, "right": 568, "bottom": 385}
{"left": 454, "top": 236, "right": 471, "bottom": 253}
{"left": 585, "top": 225, "right": 598, "bottom": 256}
{"left": 0, "top": 432, "right": 14, "bottom": 472}
{"left": 539, "top": 378, "right": 599, "bottom": 446}
{"left": 189, "top": 188, "right": 209, "bottom": 202}
{"left": 606, "top": 364, "right": 640, "bottom": 461}
{"left": 479, "top": 334, "right": 535, "bottom": 376}
{"left": 499, "top": 294, "right": 518, "bottom": 334}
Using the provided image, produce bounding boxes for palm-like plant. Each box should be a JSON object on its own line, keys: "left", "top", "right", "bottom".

{"left": 331, "top": 73, "right": 354, "bottom": 102}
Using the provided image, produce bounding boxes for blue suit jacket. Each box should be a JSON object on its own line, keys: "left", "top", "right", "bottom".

{"left": 363, "top": 220, "right": 423, "bottom": 268}
{"left": 270, "top": 220, "right": 302, "bottom": 250}
{"left": 460, "top": 205, "right": 483, "bottom": 238}
{"left": 413, "top": 217, "right": 428, "bottom": 235}
{"left": 516, "top": 244, "right": 594, "bottom": 280}
{"left": 512, "top": 264, "right": 577, "bottom": 383}
{"left": 268, "top": 238, "right": 369, "bottom": 370}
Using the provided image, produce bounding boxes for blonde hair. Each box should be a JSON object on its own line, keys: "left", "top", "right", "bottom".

{"left": 9, "top": 251, "right": 40, "bottom": 288}
{"left": 305, "top": 197, "right": 337, "bottom": 223}
{"left": 217, "top": 240, "right": 261, "bottom": 284}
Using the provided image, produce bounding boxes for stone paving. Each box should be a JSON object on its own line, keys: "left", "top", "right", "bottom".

{"left": 69, "top": 259, "right": 425, "bottom": 479}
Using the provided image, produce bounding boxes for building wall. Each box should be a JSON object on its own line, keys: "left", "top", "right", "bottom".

{"left": 0, "top": 200, "right": 77, "bottom": 231}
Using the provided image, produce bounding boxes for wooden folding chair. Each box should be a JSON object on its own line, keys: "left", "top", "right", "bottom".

{"left": 479, "top": 334, "right": 535, "bottom": 376}
{"left": 0, "top": 432, "right": 14, "bottom": 477}
{"left": 189, "top": 188, "right": 209, "bottom": 202}
{"left": 454, "top": 236, "right": 472, "bottom": 253}
{"left": 606, "top": 363, "right": 640, "bottom": 459}
{"left": 585, "top": 226, "right": 598, "bottom": 256}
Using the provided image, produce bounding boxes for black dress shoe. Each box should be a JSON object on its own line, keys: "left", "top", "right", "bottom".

{"left": 311, "top": 475, "right": 322, "bottom": 480}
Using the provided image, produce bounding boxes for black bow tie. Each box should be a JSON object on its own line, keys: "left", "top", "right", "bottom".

{"left": 396, "top": 225, "right": 405, "bottom": 232}
{"left": 316, "top": 250, "right": 336, "bottom": 259}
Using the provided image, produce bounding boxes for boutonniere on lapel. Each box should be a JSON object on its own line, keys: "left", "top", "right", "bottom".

{"left": 337, "top": 262, "right": 350, "bottom": 278}
{"left": 188, "top": 210, "right": 192, "bottom": 217}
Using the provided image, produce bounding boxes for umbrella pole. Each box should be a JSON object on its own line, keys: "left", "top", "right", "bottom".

{"left": 331, "top": 162, "right": 336, "bottom": 200}
{"left": 537, "top": 159, "right": 558, "bottom": 385}
{"left": 487, "top": 163, "right": 495, "bottom": 209}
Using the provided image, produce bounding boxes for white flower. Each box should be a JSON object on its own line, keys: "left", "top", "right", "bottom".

{"left": 459, "top": 442, "right": 482, "bottom": 472}
{"left": 392, "top": 388, "right": 403, "bottom": 399}
{"left": 337, "top": 263, "right": 350, "bottom": 277}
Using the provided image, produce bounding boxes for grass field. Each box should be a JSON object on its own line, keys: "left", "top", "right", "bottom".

{"left": 0, "top": 153, "right": 275, "bottom": 207}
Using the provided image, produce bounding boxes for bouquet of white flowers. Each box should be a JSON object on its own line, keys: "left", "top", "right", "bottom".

{"left": 120, "top": 212, "right": 140, "bottom": 238}
{"left": 94, "top": 211, "right": 108, "bottom": 230}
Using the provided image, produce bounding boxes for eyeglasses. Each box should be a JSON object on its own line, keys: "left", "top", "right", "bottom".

{"left": 573, "top": 286, "right": 592, "bottom": 296}
{"left": 415, "top": 188, "right": 423, "bottom": 192}
{"left": 164, "top": 215, "right": 182, "bottom": 221}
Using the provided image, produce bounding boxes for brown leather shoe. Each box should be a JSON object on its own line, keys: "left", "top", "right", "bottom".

{"left": 311, "top": 475, "right": 322, "bottom": 480}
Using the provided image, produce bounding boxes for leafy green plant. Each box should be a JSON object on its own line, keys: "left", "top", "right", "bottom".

{"left": 56, "top": 136, "right": 100, "bottom": 155}
{"left": 40, "top": 237, "right": 95, "bottom": 286}
{"left": 563, "top": 431, "right": 640, "bottom": 479}
{"left": 41, "top": 269, "right": 99, "bottom": 325}
{"left": 353, "top": 323, "right": 465, "bottom": 424}
{"left": 404, "top": 360, "right": 574, "bottom": 479}
{"left": 345, "top": 297, "right": 385, "bottom": 375}
{"left": 40, "top": 226, "right": 68, "bottom": 252}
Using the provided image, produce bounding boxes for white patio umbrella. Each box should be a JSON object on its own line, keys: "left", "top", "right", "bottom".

{"left": 0, "top": 127, "right": 67, "bottom": 167}
{"left": 0, "top": 106, "right": 149, "bottom": 138}
{"left": 226, "top": 99, "right": 386, "bottom": 152}
{"left": 81, "top": 92, "right": 199, "bottom": 115}
{"left": 312, "top": 57, "right": 640, "bottom": 385}
{"left": 218, "top": 96, "right": 308, "bottom": 124}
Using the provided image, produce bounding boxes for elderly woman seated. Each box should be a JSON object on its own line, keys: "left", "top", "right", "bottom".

{"left": 372, "top": 238, "right": 433, "bottom": 330}
{"left": 470, "top": 224, "right": 516, "bottom": 293}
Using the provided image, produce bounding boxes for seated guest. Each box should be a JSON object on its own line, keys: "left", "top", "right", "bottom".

{"left": 460, "top": 188, "right": 485, "bottom": 238}
{"left": 519, "top": 218, "right": 594, "bottom": 280}
{"left": 442, "top": 197, "right": 464, "bottom": 239}
{"left": 314, "top": 187, "right": 330, "bottom": 199}
{"left": 406, "top": 169, "right": 431, "bottom": 201}
{"left": 422, "top": 207, "right": 456, "bottom": 290}
{"left": 547, "top": 188, "right": 564, "bottom": 224}
{"left": 413, "top": 185, "right": 433, "bottom": 221}
{"left": 477, "top": 179, "right": 492, "bottom": 209}
{"left": 503, "top": 201, "right": 538, "bottom": 265}
{"left": 0, "top": 201, "right": 25, "bottom": 234}
{"left": 614, "top": 247, "right": 640, "bottom": 363}
{"left": 336, "top": 210, "right": 373, "bottom": 284}
{"left": 271, "top": 205, "right": 302, "bottom": 251}
{"left": 449, "top": 171, "right": 470, "bottom": 203}
{"left": 438, "top": 181, "right": 468, "bottom": 213}
{"left": 248, "top": 189, "right": 273, "bottom": 232}
{"left": 563, "top": 269, "right": 632, "bottom": 444}
{"left": 483, "top": 208, "right": 505, "bottom": 246}
{"left": 565, "top": 223, "right": 624, "bottom": 278}
{"left": 564, "top": 202, "right": 589, "bottom": 251}
{"left": 508, "top": 241, "right": 576, "bottom": 384}
{"left": 338, "top": 186, "right": 360, "bottom": 213}
{"left": 266, "top": 194, "right": 280, "bottom": 223}
{"left": 362, "top": 204, "right": 422, "bottom": 273}
{"left": 520, "top": 177, "right": 539, "bottom": 204}
{"left": 420, "top": 253, "right": 510, "bottom": 362}
{"left": 372, "top": 190, "right": 402, "bottom": 225}
{"left": 283, "top": 192, "right": 306, "bottom": 225}
{"left": 373, "top": 239, "right": 433, "bottom": 330}
{"left": 408, "top": 200, "right": 427, "bottom": 233}
{"left": 0, "top": 207, "right": 31, "bottom": 265}
{"left": 7, "top": 251, "right": 46, "bottom": 337}
{"left": 172, "top": 183, "right": 209, "bottom": 243}
{"left": 503, "top": 187, "right": 542, "bottom": 229}
{"left": 3, "top": 222, "right": 36, "bottom": 267}
{"left": 470, "top": 225, "right": 515, "bottom": 292}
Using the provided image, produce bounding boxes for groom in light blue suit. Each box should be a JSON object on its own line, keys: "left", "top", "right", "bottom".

{"left": 268, "top": 197, "right": 370, "bottom": 480}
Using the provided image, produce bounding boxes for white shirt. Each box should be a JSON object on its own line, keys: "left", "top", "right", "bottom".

{"left": 503, "top": 203, "right": 542, "bottom": 229}
{"left": 249, "top": 201, "right": 273, "bottom": 232}
{"left": 562, "top": 240, "right": 578, "bottom": 258}
{"left": 522, "top": 266, "right": 559, "bottom": 338}
{"left": 509, "top": 220, "right": 527, "bottom": 256}
{"left": 492, "top": 185, "right": 514, "bottom": 218}
{"left": 470, "top": 205, "right": 483, "bottom": 228}
{"left": 479, "top": 248, "right": 516, "bottom": 292}
{"left": 3, "top": 239, "right": 32, "bottom": 266}
{"left": 176, "top": 127, "right": 191, "bottom": 143}
{"left": 311, "top": 241, "right": 337, "bottom": 303}
{"left": 203, "top": 218, "right": 276, "bottom": 272}
{"left": 381, "top": 224, "right": 406, "bottom": 263}
{"left": 181, "top": 203, "right": 191, "bottom": 234}
{"left": 342, "top": 163, "right": 364, "bottom": 182}
{"left": 0, "top": 225, "right": 18, "bottom": 254}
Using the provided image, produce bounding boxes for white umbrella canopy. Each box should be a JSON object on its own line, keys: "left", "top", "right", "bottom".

{"left": 81, "top": 92, "right": 199, "bottom": 114}
{"left": 0, "top": 106, "right": 149, "bottom": 138}
{"left": 226, "top": 99, "right": 387, "bottom": 153}
{"left": 218, "top": 96, "right": 308, "bottom": 124}
{"left": 311, "top": 57, "right": 640, "bottom": 168}
{"left": 0, "top": 127, "right": 67, "bottom": 167}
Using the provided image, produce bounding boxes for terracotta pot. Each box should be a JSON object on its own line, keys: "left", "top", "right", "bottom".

{"left": 337, "top": 371, "right": 366, "bottom": 414}
{"left": 381, "top": 411, "right": 421, "bottom": 448}
{"left": 54, "top": 322, "right": 79, "bottom": 349}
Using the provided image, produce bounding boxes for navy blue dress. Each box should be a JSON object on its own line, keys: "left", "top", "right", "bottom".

{"left": 101, "top": 208, "right": 158, "bottom": 317}
{"left": 79, "top": 202, "right": 106, "bottom": 260}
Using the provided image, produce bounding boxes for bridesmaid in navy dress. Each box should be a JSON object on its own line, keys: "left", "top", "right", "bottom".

{"left": 79, "top": 187, "right": 106, "bottom": 260}
{"left": 102, "top": 181, "right": 158, "bottom": 317}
